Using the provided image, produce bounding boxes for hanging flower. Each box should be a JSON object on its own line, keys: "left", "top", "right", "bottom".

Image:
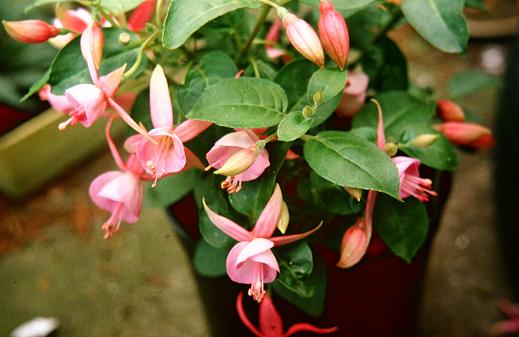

{"left": 204, "top": 184, "right": 321, "bottom": 302}
{"left": 318, "top": 0, "right": 350, "bottom": 69}
{"left": 335, "top": 70, "right": 369, "bottom": 118}
{"left": 392, "top": 156, "right": 437, "bottom": 202}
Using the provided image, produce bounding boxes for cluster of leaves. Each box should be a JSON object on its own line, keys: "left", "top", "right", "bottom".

{"left": 20, "top": 0, "right": 492, "bottom": 317}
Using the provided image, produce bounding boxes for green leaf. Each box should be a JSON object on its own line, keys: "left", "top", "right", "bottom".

{"left": 193, "top": 239, "right": 228, "bottom": 277}
{"left": 162, "top": 0, "right": 260, "bottom": 49}
{"left": 402, "top": 0, "right": 469, "bottom": 54}
{"left": 277, "top": 112, "right": 313, "bottom": 142}
{"left": 348, "top": 3, "right": 399, "bottom": 51}
{"left": 465, "top": 0, "right": 485, "bottom": 10}
{"left": 310, "top": 172, "right": 364, "bottom": 215}
{"left": 300, "top": 0, "right": 378, "bottom": 17}
{"left": 447, "top": 70, "right": 503, "bottom": 99}
{"left": 275, "top": 242, "right": 314, "bottom": 298}
{"left": 374, "top": 195, "right": 429, "bottom": 263}
{"left": 144, "top": 170, "right": 200, "bottom": 208}
{"left": 274, "top": 60, "right": 318, "bottom": 108}
{"left": 229, "top": 142, "right": 290, "bottom": 222}
{"left": 188, "top": 77, "right": 288, "bottom": 128}
{"left": 48, "top": 28, "right": 146, "bottom": 95}
{"left": 100, "top": 0, "right": 145, "bottom": 13}
{"left": 273, "top": 255, "right": 327, "bottom": 317}
{"left": 21, "top": 67, "right": 51, "bottom": 102}
{"left": 25, "top": 0, "right": 73, "bottom": 12}
{"left": 353, "top": 91, "right": 458, "bottom": 170}
{"left": 303, "top": 131, "right": 400, "bottom": 198}
{"left": 175, "top": 51, "right": 238, "bottom": 118}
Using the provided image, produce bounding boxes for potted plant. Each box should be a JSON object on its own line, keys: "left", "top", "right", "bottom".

{"left": 3, "top": 0, "right": 496, "bottom": 336}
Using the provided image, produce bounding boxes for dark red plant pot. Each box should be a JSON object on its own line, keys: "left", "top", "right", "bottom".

{"left": 167, "top": 170, "right": 451, "bottom": 337}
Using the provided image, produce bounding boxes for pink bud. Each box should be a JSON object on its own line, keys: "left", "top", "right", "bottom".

{"left": 337, "top": 218, "right": 370, "bottom": 268}
{"left": 55, "top": 6, "right": 88, "bottom": 34}
{"left": 436, "top": 99, "right": 465, "bottom": 122}
{"left": 279, "top": 10, "right": 324, "bottom": 67}
{"left": 318, "top": 0, "right": 350, "bottom": 69}
{"left": 81, "top": 22, "right": 104, "bottom": 82}
{"left": 435, "top": 122, "right": 494, "bottom": 149}
{"left": 2, "top": 20, "right": 59, "bottom": 44}
{"left": 128, "top": 0, "right": 156, "bottom": 32}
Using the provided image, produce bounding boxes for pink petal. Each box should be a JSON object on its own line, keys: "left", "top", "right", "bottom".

{"left": 65, "top": 84, "right": 107, "bottom": 127}
{"left": 214, "top": 130, "right": 259, "bottom": 149}
{"left": 258, "top": 293, "right": 284, "bottom": 337}
{"left": 80, "top": 21, "right": 103, "bottom": 83}
{"left": 227, "top": 243, "right": 278, "bottom": 284}
{"left": 253, "top": 184, "right": 282, "bottom": 238}
{"left": 39, "top": 84, "right": 74, "bottom": 114}
{"left": 137, "top": 130, "right": 186, "bottom": 175}
{"left": 490, "top": 319, "right": 519, "bottom": 335}
{"left": 97, "top": 64, "right": 126, "bottom": 98}
{"left": 392, "top": 156, "right": 420, "bottom": 180}
{"left": 124, "top": 134, "right": 144, "bottom": 154}
{"left": 236, "top": 238, "right": 274, "bottom": 266}
{"left": 55, "top": 6, "right": 87, "bottom": 33}
{"left": 336, "top": 218, "right": 370, "bottom": 269}
{"left": 174, "top": 120, "right": 212, "bottom": 143}
{"left": 89, "top": 171, "right": 121, "bottom": 212}
{"left": 127, "top": 0, "right": 156, "bottom": 32}
{"left": 202, "top": 200, "right": 253, "bottom": 242}
{"left": 149, "top": 65, "right": 173, "bottom": 129}
{"left": 284, "top": 323, "right": 338, "bottom": 336}
{"left": 376, "top": 101, "right": 385, "bottom": 150}
{"left": 499, "top": 299, "right": 519, "bottom": 318}
{"left": 235, "top": 149, "right": 270, "bottom": 182}
{"left": 236, "top": 292, "right": 263, "bottom": 337}
{"left": 271, "top": 222, "right": 322, "bottom": 247}
{"left": 206, "top": 145, "right": 242, "bottom": 169}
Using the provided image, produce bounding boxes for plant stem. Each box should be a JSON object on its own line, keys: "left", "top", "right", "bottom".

{"left": 155, "top": 0, "right": 164, "bottom": 27}
{"left": 235, "top": 5, "right": 271, "bottom": 64}
{"left": 257, "top": 0, "right": 281, "bottom": 9}
{"left": 124, "top": 31, "right": 160, "bottom": 79}
{"left": 98, "top": 6, "right": 119, "bottom": 27}
{"left": 249, "top": 57, "right": 260, "bottom": 78}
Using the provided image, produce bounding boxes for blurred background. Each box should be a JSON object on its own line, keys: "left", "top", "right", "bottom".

{"left": 1, "top": 0, "right": 518, "bottom": 336}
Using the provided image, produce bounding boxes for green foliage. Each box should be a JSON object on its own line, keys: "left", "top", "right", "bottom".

{"left": 300, "top": 0, "right": 379, "bottom": 18}
{"left": 447, "top": 70, "right": 503, "bottom": 99}
{"left": 26, "top": 0, "right": 145, "bottom": 13}
{"left": 274, "top": 60, "right": 318, "bottom": 108}
{"left": 48, "top": 28, "right": 146, "bottom": 95}
{"left": 193, "top": 239, "right": 228, "bottom": 277}
{"left": 402, "top": 0, "right": 469, "bottom": 54}
{"left": 353, "top": 91, "right": 459, "bottom": 171}
{"left": 274, "top": 242, "right": 314, "bottom": 297}
{"left": 310, "top": 172, "right": 364, "bottom": 215}
{"left": 188, "top": 77, "right": 288, "bottom": 128}
{"left": 162, "top": 0, "right": 260, "bottom": 49}
{"left": 304, "top": 131, "right": 400, "bottom": 198}
{"left": 277, "top": 111, "right": 313, "bottom": 142}
{"left": 144, "top": 170, "right": 200, "bottom": 208}
{"left": 374, "top": 195, "right": 430, "bottom": 262}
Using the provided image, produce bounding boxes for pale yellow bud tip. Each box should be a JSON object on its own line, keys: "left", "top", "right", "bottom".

{"left": 214, "top": 147, "right": 257, "bottom": 177}
{"left": 409, "top": 134, "right": 439, "bottom": 148}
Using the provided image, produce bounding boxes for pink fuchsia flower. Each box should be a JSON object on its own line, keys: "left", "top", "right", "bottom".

{"left": 335, "top": 71, "right": 369, "bottom": 118}
{"left": 278, "top": 8, "right": 324, "bottom": 67}
{"left": 392, "top": 156, "right": 437, "bottom": 202}
{"left": 203, "top": 184, "right": 321, "bottom": 302}
{"left": 236, "top": 292, "right": 338, "bottom": 336}
{"left": 49, "top": 7, "right": 92, "bottom": 48}
{"left": 491, "top": 299, "right": 519, "bottom": 335}
{"left": 124, "top": 65, "right": 211, "bottom": 185}
{"left": 39, "top": 84, "right": 74, "bottom": 114}
{"left": 127, "top": 0, "right": 156, "bottom": 32}
{"left": 89, "top": 118, "right": 148, "bottom": 238}
{"left": 206, "top": 130, "right": 270, "bottom": 193}
{"left": 318, "top": 0, "right": 350, "bottom": 70}
{"left": 435, "top": 121, "right": 495, "bottom": 149}
{"left": 436, "top": 99, "right": 465, "bottom": 122}
{"left": 2, "top": 19, "right": 59, "bottom": 44}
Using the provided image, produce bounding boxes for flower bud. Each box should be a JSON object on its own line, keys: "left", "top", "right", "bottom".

{"left": 344, "top": 186, "right": 363, "bottom": 202}
{"left": 313, "top": 91, "right": 324, "bottom": 106}
{"left": 436, "top": 99, "right": 465, "bottom": 122}
{"left": 409, "top": 134, "right": 439, "bottom": 148}
{"left": 82, "top": 22, "right": 104, "bottom": 72}
{"left": 278, "top": 8, "right": 325, "bottom": 67}
{"left": 214, "top": 147, "right": 257, "bottom": 177}
{"left": 318, "top": 0, "right": 350, "bottom": 69}
{"left": 277, "top": 201, "right": 290, "bottom": 234}
{"left": 384, "top": 142, "right": 398, "bottom": 157}
{"left": 337, "top": 218, "right": 369, "bottom": 268}
{"left": 302, "top": 105, "right": 315, "bottom": 118}
{"left": 435, "top": 122, "right": 494, "bottom": 149}
{"left": 3, "top": 20, "right": 59, "bottom": 44}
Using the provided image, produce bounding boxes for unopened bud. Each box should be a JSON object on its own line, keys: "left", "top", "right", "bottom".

{"left": 81, "top": 22, "right": 104, "bottom": 71}
{"left": 313, "top": 91, "right": 324, "bottom": 106}
{"left": 409, "top": 134, "right": 439, "bottom": 148}
{"left": 302, "top": 105, "right": 315, "bottom": 118}
{"left": 318, "top": 0, "right": 350, "bottom": 70}
{"left": 277, "top": 201, "right": 290, "bottom": 234}
{"left": 435, "top": 122, "right": 494, "bottom": 149}
{"left": 384, "top": 142, "right": 398, "bottom": 157}
{"left": 214, "top": 147, "right": 257, "bottom": 177}
{"left": 436, "top": 99, "right": 465, "bottom": 122}
{"left": 344, "top": 187, "right": 362, "bottom": 202}
{"left": 119, "top": 32, "right": 131, "bottom": 45}
{"left": 279, "top": 10, "right": 325, "bottom": 67}
{"left": 3, "top": 20, "right": 59, "bottom": 44}
{"left": 336, "top": 218, "right": 369, "bottom": 268}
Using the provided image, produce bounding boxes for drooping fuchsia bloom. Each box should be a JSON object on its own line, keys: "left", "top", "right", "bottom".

{"left": 2, "top": 19, "right": 59, "bottom": 44}
{"left": 236, "top": 292, "right": 337, "bottom": 336}
{"left": 89, "top": 118, "right": 150, "bottom": 239}
{"left": 318, "top": 0, "right": 350, "bottom": 70}
{"left": 392, "top": 156, "right": 437, "bottom": 202}
{"left": 203, "top": 185, "right": 321, "bottom": 302}
{"left": 335, "top": 70, "right": 369, "bottom": 118}
{"left": 491, "top": 299, "right": 519, "bottom": 335}
{"left": 436, "top": 99, "right": 465, "bottom": 122}
{"left": 48, "top": 6, "right": 97, "bottom": 49}
{"left": 128, "top": 0, "right": 156, "bottom": 32}
{"left": 277, "top": 8, "right": 325, "bottom": 67}
{"left": 206, "top": 129, "right": 270, "bottom": 193}
{"left": 435, "top": 121, "right": 495, "bottom": 149}
{"left": 39, "top": 84, "right": 74, "bottom": 114}
{"left": 124, "top": 65, "right": 211, "bottom": 186}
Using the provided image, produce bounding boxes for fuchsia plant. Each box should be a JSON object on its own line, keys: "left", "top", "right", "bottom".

{"left": 5, "top": 0, "right": 498, "bottom": 334}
